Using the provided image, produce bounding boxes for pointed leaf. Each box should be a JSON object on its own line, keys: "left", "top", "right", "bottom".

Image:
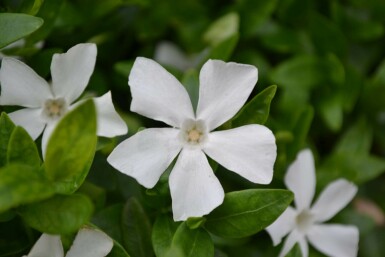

{"left": 19, "top": 194, "right": 93, "bottom": 234}
{"left": 231, "top": 85, "right": 277, "bottom": 126}
{"left": 121, "top": 197, "right": 153, "bottom": 257}
{"left": 205, "top": 189, "right": 294, "bottom": 238}
{"left": 170, "top": 222, "right": 214, "bottom": 257}
{"left": 45, "top": 100, "right": 97, "bottom": 194}
{"left": 0, "top": 113, "right": 16, "bottom": 167}
{"left": 0, "top": 164, "right": 54, "bottom": 213}
{"left": 0, "top": 13, "right": 43, "bottom": 48}
{"left": 152, "top": 215, "right": 179, "bottom": 257}
{"left": 7, "top": 126, "right": 40, "bottom": 168}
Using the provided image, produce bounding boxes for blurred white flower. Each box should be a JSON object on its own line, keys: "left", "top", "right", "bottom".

{"left": 0, "top": 39, "right": 43, "bottom": 60}
{"left": 107, "top": 57, "right": 276, "bottom": 221}
{"left": 266, "top": 149, "right": 359, "bottom": 257}
{"left": 24, "top": 227, "right": 113, "bottom": 257}
{"left": 0, "top": 43, "right": 127, "bottom": 155}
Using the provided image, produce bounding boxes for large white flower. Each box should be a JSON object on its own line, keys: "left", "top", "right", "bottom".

{"left": 24, "top": 227, "right": 113, "bottom": 257}
{"left": 266, "top": 149, "right": 359, "bottom": 257}
{"left": 0, "top": 43, "right": 127, "bottom": 155}
{"left": 107, "top": 57, "right": 277, "bottom": 221}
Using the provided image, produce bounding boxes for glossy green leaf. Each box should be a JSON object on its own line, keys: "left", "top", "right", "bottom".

{"left": 170, "top": 222, "right": 214, "bottom": 257}
{"left": 7, "top": 126, "right": 40, "bottom": 168}
{"left": 0, "top": 113, "right": 16, "bottom": 167}
{"left": 0, "top": 13, "right": 43, "bottom": 48}
{"left": 231, "top": 85, "right": 277, "bottom": 127}
{"left": 205, "top": 189, "right": 294, "bottom": 238}
{"left": 19, "top": 194, "right": 93, "bottom": 234}
{"left": 152, "top": 215, "right": 179, "bottom": 257}
{"left": 121, "top": 197, "right": 153, "bottom": 257}
{"left": 45, "top": 100, "right": 97, "bottom": 194}
{"left": 0, "top": 164, "right": 54, "bottom": 213}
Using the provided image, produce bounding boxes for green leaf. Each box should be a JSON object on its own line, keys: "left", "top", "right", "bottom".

{"left": 318, "top": 94, "right": 344, "bottom": 132}
{"left": 19, "top": 194, "right": 93, "bottom": 234}
{"left": 19, "top": 0, "right": 45, "bottom": 15}
{"left": 45, "top": 100, "right": 97, "bottom": 194}
{"left": 0, "top": 13, "right": 43, "bottom": 48}
{"left": 182, "top": 70, "right": 199, "bottom": 111}
{"left": 0, "top": 164, "right": 54, "bottom": 213}
{"left": 121, "top": 197, "right": 153, "bottom": 257}
{"left": 206, "top": 33, "right": 239, "bottom": 61}
{"left": 170, "top": 222, "right": 214, "bottom": 257}
{"left": 203, "top": 12, "right": 239, "bottom": 46}
{"left": 0, "top": 113, "right": 16, "bottom": 167}
{"left": 231, "top": 85, "right": 277, "bottom": 127}
{"left": 205, "top": 189, "right": 294, "bottom": 238}
{"left": 152, "top": 215, "right": 179, "bottom": 257}
{"left": 285, "top": 243, "right": 302, "bottom": 257}
{"left": 7, "top": 126, "right": 40, "bottom": 168}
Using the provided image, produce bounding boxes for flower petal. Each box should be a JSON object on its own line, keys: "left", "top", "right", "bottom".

{"left": 0, "top": 57, "right": 52, "bottom": 107}
{"left": 307, "top": 224, "right": 359, "bottom": 257}
{"left": 278, "top": 230, "right": 308, "bottom": 257}
{"left": 93, "top": 91, "right": 128, "bottom": 137}
{"left": 196, "top": 59, "right": 258, "bottom": 131}
{"left": 266, "top": 206, "right": 297, "bottom": 246}
{"left": 284, "top": 149, "right": 316, "bottom": 211}
{"left": 27, "top": 234, "right": 64, "bottom": 257}
{"left": 169, "top": 148, "right": 224, "bottom": 221}
{"left": 51, "top": 43, "right": 97, "bottom": 103}
{"left": 311, "top": 179, "right": 357, "bottom": 222}
{"left": 107, "top": 128, "right": 182, "bottom": 188}
{"left": 128, "top": 57, "right": 194, "bottom": 128}
{"left": 203, "top": 124, "right": 276, "bottom": 184}
{"left": 66, "top": 228, "right": 113, "bottom": 257}
{"left": 9, "top": 108, "right": 46, "bottom": 140}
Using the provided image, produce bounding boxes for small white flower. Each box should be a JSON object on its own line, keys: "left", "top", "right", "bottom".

{"left": 24, "top": 227, "right": 113, "bottom": 257}
{"left": 0, "top": 43, "right": 127, "bottom": 155}
{"left": 266, "top": 149, "right": 359, "bottom": 257}
{"left": 107, "top": 57, "right": 277, "bottom": 221}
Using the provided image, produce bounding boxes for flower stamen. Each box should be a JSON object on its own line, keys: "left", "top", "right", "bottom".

{"left": 42, "top": 97, "right": 67, "bottom": 121}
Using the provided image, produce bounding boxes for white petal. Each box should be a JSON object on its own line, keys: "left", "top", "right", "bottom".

{"left": 0, "top": 57, "right": 52, "bottom": 107}
{"left": 41, "top": 121, "right": 58, "bottom": 159}
{"left": 284, "top": 149, "right": 316, "bottom": 212}
{"left": 196, "top": 60, "right": 258, "bottom": 131}
{"left": 203, "top": 124, "right": 276, "bottom": 184}
{"left": 307, "top": 224, "right": 359, "bottom": 257}
{"left": 66, "top": 228, "right": 113, "bottom": 257}
{"left": 311, "top": 179, "right": 357, "bottom": 222}
{"left": 51, "top": 43, "right": 97, "bottom": 103}
{"left": 278, "top": 230, "right": 308, "bottom": 257}
{"left": 9, "top": 108, "right": 46, "bottom": 140}
{"left": 128, "top": 57, "right": 194, "bottom": 128}
{"left": 169, "top": 148, "right": 224, "bottom": 221}
{"left": 93, "top": 91, "right": 128, "bottom": 137}
{"left": 107, "top": 128, "right": 182, "bottom": 188}
{"left": 27, "top": 234, "right": 64, "bottom": 257}
{"left": 266, "top": 206, "right": 297, "bottom": 246}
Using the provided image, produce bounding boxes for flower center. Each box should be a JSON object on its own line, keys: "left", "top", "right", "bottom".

{"left": 180, "top": 119, "right": 207, "bottom": 146}
{"left": 296, "top": 210, "right": 314, "bottom": 233}
{"left": 42, "top": 97, "right": 68, "bottom": 121}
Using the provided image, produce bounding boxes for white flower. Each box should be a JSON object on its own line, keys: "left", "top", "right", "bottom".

{"left": 0, "top": 43, "right": 127, "bottom": 155}
{"left": 107, "top": 57, "right": 277, "bottom": 221}
{"left": 266, "top": 149, "right": 359, "bottom": 257}
{"left": 24, "top": 227, "right": 113, "bottom": 257}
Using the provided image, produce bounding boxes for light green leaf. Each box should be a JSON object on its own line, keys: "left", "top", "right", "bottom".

{"left": 205, "top": 189, "right": 293, "bottom": 238}
{"left": 45, "top": 100, "right": 97, "bottom": 194}
{"left": 318, "top": 94, "right": 344, "bottom": 132}
{"left": 152, "top": 215, "right": 179, "bottom": 257}
{"left": 7, "top": 126, "right": 40, "bottom": 168}
{"left": 231, "top": 85, "right": 277, "bottom": 127}
{"left": 203, "top": 12, "right": 239, "bottom": 46}
{"left": 170, "top": 222, "right": 214, "bottom": 257}
{"left": 0, "top": 164, "right": 54, "bottom": 213}
{"left": 0, "top": 13, "right": 43, "bottom": 48}
{"left": 206, "top": 33, "right": 239, "bottom": 61}
{"left": 19, "top": 194, "right": 93, "bottom": 234}
{"left": 182, "top": 70, "right": 199, "bottom": 111}
{"left": 121, "top": 197, "right": 153, "bottom": 257}
{"left": 0, "top": 113, "right": 16, "bottom": 167}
